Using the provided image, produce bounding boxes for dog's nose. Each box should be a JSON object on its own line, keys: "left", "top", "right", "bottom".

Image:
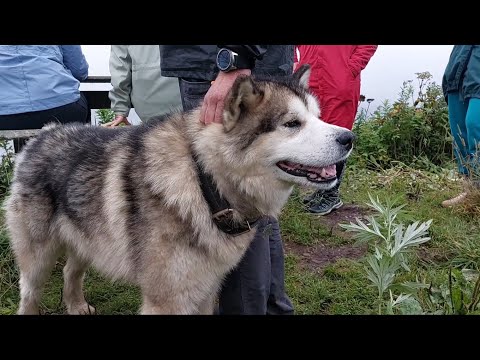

{"left": 336, "top": 131, "right": 355, "bottom": 151}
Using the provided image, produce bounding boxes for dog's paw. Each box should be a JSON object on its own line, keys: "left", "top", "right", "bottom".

{"left": 67, "top": 302, "right": 96, "bottom": 315}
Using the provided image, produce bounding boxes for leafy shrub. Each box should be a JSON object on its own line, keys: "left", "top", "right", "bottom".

{"left": 0, "top": 140, "right": 14, "bottom": 198}
{"left": 95, "top": 109, "right": 115, "bottom": 125}
{"left": 351, "top": 72, "right": 452, "bottom": 170}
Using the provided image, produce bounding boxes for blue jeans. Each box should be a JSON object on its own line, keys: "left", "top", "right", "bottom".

{"left": 447, "top": 92, "right": 480, "bottom": 176}
{"left": 179, "top": 78, "right": 294, "bottom": 315}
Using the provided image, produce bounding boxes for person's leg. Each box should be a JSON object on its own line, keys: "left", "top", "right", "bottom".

{"left": 218, "top": 217, "right": 271, "bottom": 315}
{"left": 0, "top": 94, "right": 90, "bottom": 131}
{"left": 465, "top": 97, "right": 480, "bottom": 178}
{"left": 44, "top": 93, "right": 90, "bottom": 126}
{"left": 266, "top": 217, "right": 294, "bottom": 315}
{"left": 442, "top": 92, "right": 469, "bottom": 207}
{"left": 448, "top": 92, "right": 469, "bottom": 175}
{"left": 1, "top": 94, "right": 89, "bottom": 153}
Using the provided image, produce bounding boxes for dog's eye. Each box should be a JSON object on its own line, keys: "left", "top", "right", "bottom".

{"left": 283, "top": 120, "right": 301, "bottom": 128}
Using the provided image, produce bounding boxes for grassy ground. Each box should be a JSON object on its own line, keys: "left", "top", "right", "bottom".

{"left": 1, "top": 162, "right": 479, "bottom": 315}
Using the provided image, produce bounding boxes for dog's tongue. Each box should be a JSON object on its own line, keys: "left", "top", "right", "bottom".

{"left": 303, "top": 163, "right": 336, "bottom": 179}
{"left": 320, "top": 164, "right": 336, "bottom": 178}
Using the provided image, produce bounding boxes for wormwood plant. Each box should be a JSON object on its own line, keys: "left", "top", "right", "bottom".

{"left": 340, "top": 194, "right": 432, "bottom": 314}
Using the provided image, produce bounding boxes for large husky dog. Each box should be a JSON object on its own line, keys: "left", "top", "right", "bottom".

{"left": 5, "top": 65, "right": 354, "bottom": 315}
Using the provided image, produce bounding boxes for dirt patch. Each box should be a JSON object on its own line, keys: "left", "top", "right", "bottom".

{"left": 285, "top": 203, "right": 371, "bottom": 272}
{"left": 285, "top": 240, "right": 367, "bottom": 274}
{"left": 313, "top": 203, "right": 371, "bottom": 230}
{"left": 416, "top": 246, "right": 453, "bottom": 266}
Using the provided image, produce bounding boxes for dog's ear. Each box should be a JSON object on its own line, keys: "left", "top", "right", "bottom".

{"left": 223, "top": 75, "right": 264, "bottom": 132}
{"left": 292, "top": 64, "right": 311, "bottom": 89}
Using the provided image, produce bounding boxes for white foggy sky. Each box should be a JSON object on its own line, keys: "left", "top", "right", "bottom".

{"left": 81, "top": 45, "right": 454, "bottom": 112}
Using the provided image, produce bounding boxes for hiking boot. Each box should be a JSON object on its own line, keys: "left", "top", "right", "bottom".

{"left": 307, "top": 190, "right": 343, "bottom": 215}
{"left": 441, "top": 192, "right": 468, "bottom": 207}
{"left": 303, "top": 189, "right": 323, "bottom": 204}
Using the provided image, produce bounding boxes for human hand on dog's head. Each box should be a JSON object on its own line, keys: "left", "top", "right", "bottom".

{"left": 102, "top": 115, "right": 132, "bottom": 128}
{"left": 200, "top": 69, "right": 252, "bottom": 126}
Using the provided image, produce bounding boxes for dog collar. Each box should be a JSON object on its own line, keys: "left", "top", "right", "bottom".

{"left": 192, "top": 152, "right": 260, "bottom": 237}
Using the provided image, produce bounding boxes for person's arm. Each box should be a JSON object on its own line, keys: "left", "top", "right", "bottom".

{"left": 106, "top": 45, "right": 133, "bottom": 127}
{"left": 219, "top": 45, "right": 267, "bottom": 66}
{"left": 60, "top": 45, "right": 89, "bottom": 81}
{"left": 348, "top": 45, "right": 378, "bottom": 78}
{"left": 200, "top": 45, "right": 267, "bottom": 125}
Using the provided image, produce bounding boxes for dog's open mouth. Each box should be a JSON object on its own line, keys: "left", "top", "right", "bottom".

{"left": 276, "top": 161, "right": 337, "bottom": 183}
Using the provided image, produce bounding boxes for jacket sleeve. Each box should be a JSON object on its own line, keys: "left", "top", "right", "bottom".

{"left": 60, "top": 45, "right": 89, "bottom": 81}
{"left": 219, "top": 45, "right": 268, "bottom": 68}
{"left": 108, "top": 45, "right": 132, "bottom": 117}
{"left": 348, "top": 45, "right": 378, "bottom": 78}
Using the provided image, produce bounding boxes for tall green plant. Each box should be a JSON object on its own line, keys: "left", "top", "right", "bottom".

{"left": 340, "top": 194, "right": 432, "bottom": 314}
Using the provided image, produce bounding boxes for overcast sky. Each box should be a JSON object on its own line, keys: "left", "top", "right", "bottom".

{"left": 81, "top": 45, "right": 454, "bottom": 114}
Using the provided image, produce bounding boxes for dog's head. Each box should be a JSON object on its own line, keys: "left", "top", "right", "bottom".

{"left": 218, "top": 64, "right": 355, "bottom": 191}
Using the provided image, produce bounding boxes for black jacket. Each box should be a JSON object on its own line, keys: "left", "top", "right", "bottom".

{"left": 159, "top": 45, "right": 294, "bottom": 81}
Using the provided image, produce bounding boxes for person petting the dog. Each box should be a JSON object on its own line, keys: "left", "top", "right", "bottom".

{"left": 0, "top": 45, "right": 90, "bottom": 152}
{"left": 159, "top": 45, "right": 295, "bottom": 315}
{"left": 294, "top": 45, "right": 377, "bottom": 215}
{"left": 442, "top": 45, "right": 480, "bottom": 207}
{"left": 106, "top": 45, "right": 182, "bottom": 126}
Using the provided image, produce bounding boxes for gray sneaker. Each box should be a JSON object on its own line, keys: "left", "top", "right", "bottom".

{"left": 303, "top": 189, "right": 323, "bottom": 204}
{"left": 307, "top": 191, "right": 343, "bottom": 215}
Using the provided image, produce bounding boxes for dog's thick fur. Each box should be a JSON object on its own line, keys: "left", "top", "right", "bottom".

{"left": 5, "top": 65, "right": 354, "bottom": 315}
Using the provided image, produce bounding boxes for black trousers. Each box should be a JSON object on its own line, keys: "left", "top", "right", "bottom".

{"left": 0, "top": 93, "right": 90, "bottom": 153}
{"left": 179, "top": 78, "right": 294, "bottom": 315}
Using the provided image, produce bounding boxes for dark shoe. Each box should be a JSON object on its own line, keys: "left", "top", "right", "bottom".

{"left": 307, "top": 191, "right": 343, "bottom": 215}
{"left": 303, "top": 189, "right": 323, "bottom": 204}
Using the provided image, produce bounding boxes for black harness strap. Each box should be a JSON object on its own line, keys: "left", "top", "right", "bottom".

{"left": 192, "top": 152, "right": 260, "bottom": 236}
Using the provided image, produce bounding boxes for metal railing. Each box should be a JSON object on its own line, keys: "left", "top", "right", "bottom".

{"left": 0, "top": 76, "right": 113, "bottom": 140}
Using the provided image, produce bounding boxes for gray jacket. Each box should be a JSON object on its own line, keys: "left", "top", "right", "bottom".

{"left": 109, "top": 45, "right": 182, "bottom": 122}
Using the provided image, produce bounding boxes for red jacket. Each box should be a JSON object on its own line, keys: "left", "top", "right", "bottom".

{"left": 295, "top": 45, "right": 377, "bottom": 129}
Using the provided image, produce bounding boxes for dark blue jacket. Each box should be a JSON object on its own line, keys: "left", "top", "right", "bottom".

{"left": 442, "top": 45, "right": 480, "bottom": 102}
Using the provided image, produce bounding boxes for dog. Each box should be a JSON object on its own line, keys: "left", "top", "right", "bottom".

{"left": 5, "top": 65, "right": 354, "bottom": 315}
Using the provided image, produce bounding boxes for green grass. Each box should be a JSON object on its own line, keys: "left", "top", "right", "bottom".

{"left": 1, "top": 161, "right": 479, "bottom": 314}
{"left": 285, "top": 255, "right": 376, "bottom": 315}
{"left": 281, "top": 162, "right": 480, "bottom": 314}
{"left": 280, "top": 188, "right": 350, "bottom": 247}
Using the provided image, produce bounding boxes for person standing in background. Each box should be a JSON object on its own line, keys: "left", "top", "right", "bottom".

{"left": 0, "top": 45, "right": 90, "bottom": 152}
{"left": 296, "top": 45, "right": 377, "bottom": 215}
{"left": 106, "top": 45, "right": 182, "bottom": 127}
{"left": 441, "top": 45, "right": 480, "bottom": 207}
